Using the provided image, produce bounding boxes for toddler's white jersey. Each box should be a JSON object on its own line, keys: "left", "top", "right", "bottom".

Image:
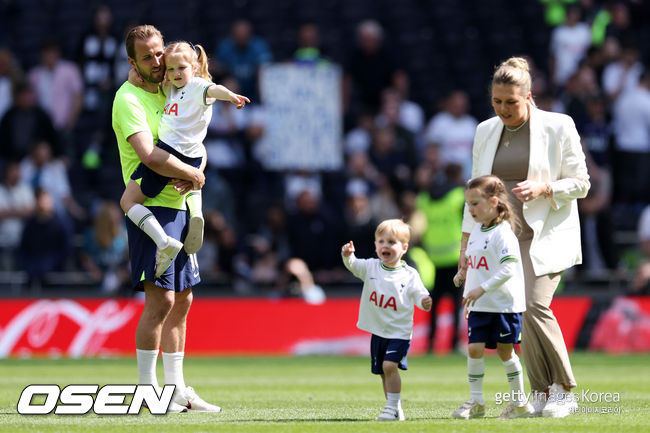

{"left": 463, "top": 221, "right": 526, "bottom": 313}
{"left": 159, "top": 76, "right": 215, "bottom": 158}
{"left": 343, "top": 254, "right": 430, "bottom": 340}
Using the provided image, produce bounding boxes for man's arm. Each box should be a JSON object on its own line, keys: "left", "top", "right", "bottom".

{"left": 127, "top": 131, "right": 205, "bottom": 188}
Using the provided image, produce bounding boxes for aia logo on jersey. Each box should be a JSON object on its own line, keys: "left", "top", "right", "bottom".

{"left": 467, "top": 255, "right": 489, "bottom": 270}
{"left": 163, "top": 103, "right": 179, "bottom": 116}
{"left": 369, "top": 291, "right": 397, "bottom": 311}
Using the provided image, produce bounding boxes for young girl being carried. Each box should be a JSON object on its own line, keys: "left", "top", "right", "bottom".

{"left": 121, "top": 41, "right": 249, "bottom": 277}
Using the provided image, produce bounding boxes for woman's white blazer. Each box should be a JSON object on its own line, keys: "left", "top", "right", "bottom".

{"left": 462, "top": 107, "right": 590, "bottom": 276}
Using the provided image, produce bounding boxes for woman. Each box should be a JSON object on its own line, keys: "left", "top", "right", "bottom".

{"left": 459, "top": 57, "right": 590, "bottom": 418}
{"left": 79, "top": 201, "right": 129, "bottom": 294}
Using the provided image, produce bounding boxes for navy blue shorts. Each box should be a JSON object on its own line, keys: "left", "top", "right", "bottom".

{"left": 126, "top": 206, "right": 200, "bottom": 292}
{"left": 130, "top": 141, "right": 203, "bottom": 198}
{"left": 467, "top": 311, "right": 522, "bottom": 349}
{"left": 370, "top": 334, "right": 411, "bottom": 375}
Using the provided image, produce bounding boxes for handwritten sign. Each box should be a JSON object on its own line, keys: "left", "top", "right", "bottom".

{"left": 256, "top": 63, "right": 343, "bottom": 170}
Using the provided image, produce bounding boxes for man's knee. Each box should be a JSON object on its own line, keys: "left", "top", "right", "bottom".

{"left": 144, "top": 284, "right": 175, "bottom": 318}
{"left": 173, "top": 288, "right": 193, "bottom": 313}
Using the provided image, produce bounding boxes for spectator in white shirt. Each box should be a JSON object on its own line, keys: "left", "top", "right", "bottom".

{"left": 549, "top": 5, "right": 592, "bottom": 89}
{"left": 423, "top": 90, "right": 477, "bottom": 180}
{"left": 602, "top": 42, "right": 643, "bottom": 103}
{"left": 611, "top": 69, "right": 650, "bottom": 203}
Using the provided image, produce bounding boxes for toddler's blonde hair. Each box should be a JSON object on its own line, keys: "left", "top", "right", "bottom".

{"left": 375, "top": 219, "right": 411, "bottom": 244}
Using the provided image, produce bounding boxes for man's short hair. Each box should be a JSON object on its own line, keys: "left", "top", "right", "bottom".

{"left": 125, "top": 24, "right": 163, "bottom": 59}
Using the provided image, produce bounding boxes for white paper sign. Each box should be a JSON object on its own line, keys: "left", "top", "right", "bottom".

{"left": 257, "top": 63, "right": 343, "bottom": 170}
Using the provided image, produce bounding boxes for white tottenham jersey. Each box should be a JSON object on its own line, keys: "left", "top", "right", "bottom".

{"left": 463, "top": 221, "right": 526, "bottom": 313}
{"left": 343, "top": 254, "right": 430, "bottom": 340}
{"left": 159, "top": 76, "right": 215, "bottom": 158}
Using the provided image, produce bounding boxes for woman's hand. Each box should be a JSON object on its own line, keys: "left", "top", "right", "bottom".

{"left": 512, "top": 180, "right": 546, "bottom": 203}
{"left": 453, "top": 269, "right": 466, "bottom": 288}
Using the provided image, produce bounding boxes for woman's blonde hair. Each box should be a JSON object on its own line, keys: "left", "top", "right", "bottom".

{"left": 93, "top": 201, "right": 122, "bottom": 249}
{"left": 466, "top": 175, "right": 519, "bottom": 230}
{"left": 164, "top": 41, "right": 211, "bottom": 80}
{"left": 375, "top": 219, "right": 411, "bottom": 244}
{"left": 492, "top": 56, "right": 534, "bottom": 103}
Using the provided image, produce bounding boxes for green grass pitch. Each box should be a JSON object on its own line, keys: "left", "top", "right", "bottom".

{"left": 0, "top": 353, "right": 648, "bottom": 432}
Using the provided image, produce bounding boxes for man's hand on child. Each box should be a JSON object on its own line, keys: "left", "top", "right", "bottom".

{"left": 462, "top": 286, "right": 485, "bottom": 308}
{"left": 341, "top": 241, "right": 355, "bottom": 257}
{"left": 171, "top": 179, "right": 194, "bottom": 194}
{"left": 421, "top": 296, "right": 433, "bottom": 311}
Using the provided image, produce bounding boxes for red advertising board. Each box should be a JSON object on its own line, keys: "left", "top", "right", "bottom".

{"left": 0, "top": 296, "right": 594, "bottom": 358}
{"left": 590, "top": 296, "right": 650, "bottom": 353}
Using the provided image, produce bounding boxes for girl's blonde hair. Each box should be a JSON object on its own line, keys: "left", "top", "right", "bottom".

{"left": 466, "top": 175, "right": 518, "bottom": 230}
{"left": 375, "top": 219, "right": 411, "bottom": 244}
{"left": 492, "top": 56, "right": 535, "bottom": 105}
{"left": 164, "top": 41, "right": 211, "bottom": 80}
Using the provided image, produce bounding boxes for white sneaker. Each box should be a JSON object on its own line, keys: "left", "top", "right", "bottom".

{"left": 452, "top": 399, "right": 485, "bottom": 419}
{"left": 155, "top": 238, "right": 183, "bottom": 278}
{"left": 184, "top": 213, "right": 204, "bottom": 254}
{"left": 141, "top": 400, "right": 188, "bottom": 413}
{"left": 375, "top": 405, "right": 401, "bottom": 421}
{"left": 397, "top": 405, "right": 405, "bottom": 421}
{"left": 167, "top": 401, "right": 189, "bottom": 413}
{"left": 542, "top": 383, "right": 577, "bottom": 418}
{"left": 529, "top": 392, "right": 547, "bottom": 417}
{"left": 498, "top": 402, "right": 535, "bottom": 419}
{"left": 173, "top": 386, "right": 221, "bottom": 412}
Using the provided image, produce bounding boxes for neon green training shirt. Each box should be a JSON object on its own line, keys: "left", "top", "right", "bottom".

{"left": 112, "top": 81, "right": 186, "bottom": 210}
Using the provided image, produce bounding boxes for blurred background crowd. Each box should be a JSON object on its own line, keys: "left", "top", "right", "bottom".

{"left": 0, "top": 0, "right": 649, "bottom": 301}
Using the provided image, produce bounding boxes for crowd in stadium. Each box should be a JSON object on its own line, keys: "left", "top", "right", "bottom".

{"left": 0, "top": 0, "right": 648, "bottom": 297}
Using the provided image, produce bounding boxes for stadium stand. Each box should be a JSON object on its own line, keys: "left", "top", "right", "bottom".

{"left": 0, "top": 0, "right": 648, "bottom": 298}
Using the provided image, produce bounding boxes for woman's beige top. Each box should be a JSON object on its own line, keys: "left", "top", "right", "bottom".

{"left": 492, "top": 120, "right": 534, "bottom": 241}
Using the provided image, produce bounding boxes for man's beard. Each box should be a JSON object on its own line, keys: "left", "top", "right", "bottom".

{"left": 135, "top": 64, "right": 164, "bottom": 84}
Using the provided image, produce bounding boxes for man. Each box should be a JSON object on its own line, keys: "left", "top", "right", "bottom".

{"left": 216, "top": 19, "right": 272, "bottom": 101}
{"left": 111, "top": 24, "right": 219, "bottom": 413}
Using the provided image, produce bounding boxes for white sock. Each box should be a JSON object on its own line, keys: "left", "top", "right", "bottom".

{"left": 468, "top": 357, "right": 485, "bottom": 405}
{"left": 136, "top": 349, "right": 160, "bottom": 390}
{"left": 185, "top": 190, "right": 203, "bottom": 217}
{"left": 503, "top": 354, "right": 525, "bottom": 405}
{"left": 127, "top": 204, "right": 169, "bottom": 249}
{"left": 386, "top": 392, "right": 400, "bottom": 410}
{"left": 162, "top": 351, "right": 186, "bottom": 396}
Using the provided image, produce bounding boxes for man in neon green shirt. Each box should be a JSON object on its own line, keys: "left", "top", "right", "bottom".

{"left": 112, "top": 24, "right": 219, "bottom": 413}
